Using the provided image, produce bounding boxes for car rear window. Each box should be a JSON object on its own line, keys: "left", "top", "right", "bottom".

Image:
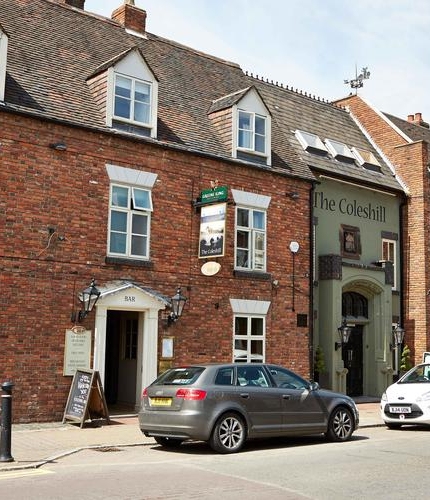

{"left": 156, "top": 367, "right": 205, "bottom": 385}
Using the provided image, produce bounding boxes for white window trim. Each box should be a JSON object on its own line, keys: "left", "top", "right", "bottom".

{"left": 107, "top": 183, "right": 152, "bottom": 260}
{"left": 233, "top": 314, "right": 266, "bottom": 363}
{"left": 295, "top": 130, "right": 327, "bottom": 153}
{"left": 105, "top": 164, "right": 158, "bottom": 189}
{"left": 382, "top": 238, "right": 397, "bottom": 290}
{"left": 106, "top": 65, "right": 158, "bottom": 138}
{"left": 324, "top": 138, "right": 355, "bottom": 161}
{"left": 112, "top": 72, "right": 152, "bottom": 128}
{"left": 0, "top": 30, "right": 8, "bottom": 102}
{"left": 234, "top": 206, "right": 267, "bottom": 272}
{"left": 232, "top": 105, "right": 272, "bottom": 166}
{"left": 237, "top": 110, "right": 267, "bottom": 156}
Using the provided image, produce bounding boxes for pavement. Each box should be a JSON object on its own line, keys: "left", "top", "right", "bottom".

{"left": 0, "top": 401, "right": 382, "bottom": 472}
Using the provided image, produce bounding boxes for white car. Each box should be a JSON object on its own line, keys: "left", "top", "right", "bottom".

{"left": 381, "top": 363, "right": 430, "bottom": 429}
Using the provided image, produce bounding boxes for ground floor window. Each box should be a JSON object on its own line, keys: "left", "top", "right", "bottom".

{"left": 233, "top": 315, "right": 265, "bottom": 363}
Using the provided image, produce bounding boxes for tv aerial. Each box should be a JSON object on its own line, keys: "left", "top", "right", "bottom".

{"left": 344, "top": 65, "right": 370, "bottom": 94}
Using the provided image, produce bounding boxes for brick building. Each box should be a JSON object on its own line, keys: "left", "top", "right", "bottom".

{"left": 0, "top": 0, "right": 404, "bottom": 421}
{"left": 335, "top": 95, "right": 430, "bottom": 366}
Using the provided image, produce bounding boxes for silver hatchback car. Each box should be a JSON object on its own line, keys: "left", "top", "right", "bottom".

{"left": 139, "top": 363, "right": 359, "bottom": 453}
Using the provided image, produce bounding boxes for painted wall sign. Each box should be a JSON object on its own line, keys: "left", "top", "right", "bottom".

{"left": 201, "top": 261, "right": 221, "bottom": 276}
{"left": 200, "top": 186, "right": 228, "bottom": 204}
{"left": 314, "top": 191, "right": 386, "bottom": 223}
{"left": 199, "top": 203, "right": 226, "bottom": 258}
{"left": 63, "top": 329, "right": 92, "bottom": 376}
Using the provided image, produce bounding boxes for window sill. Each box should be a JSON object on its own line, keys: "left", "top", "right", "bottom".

{"left": 233, "top": 270, "right": 271, "bottom": 281}
{"left": 105, "top": 256, "right": 153, "bottom": 268}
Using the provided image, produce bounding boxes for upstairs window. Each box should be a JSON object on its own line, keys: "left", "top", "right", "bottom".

{"left": 295, "top": 130, "right": 327, "bottom": 154}
{"left": 235, "top": 207, "right": 266, "bottom": 271}
{"left": 382, "top": 239, "right": 396, "bottom": 289}
{"left": 238, "top": 110, "right": 267, "bottom": 155}
{"left": 114, "top": 74, "right": 151, "bottom": 127}
{"left": 108, "top": 184, "right": 153, "bottom": 259}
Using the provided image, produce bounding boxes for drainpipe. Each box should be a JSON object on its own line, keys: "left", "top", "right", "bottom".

{"left": 399, "top": 195, "right": 407, "bottom": 343}
{"left": 309, "top": 181, "right": 317, "bottom": 379}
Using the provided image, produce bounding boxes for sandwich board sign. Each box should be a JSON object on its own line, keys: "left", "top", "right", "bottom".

{"left": 63, "top": 369, "right": 110, "bottom": 428}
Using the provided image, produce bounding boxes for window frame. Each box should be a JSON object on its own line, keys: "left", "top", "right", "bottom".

{"left": 237, "top": 109, "right": 268, "bottom": 157}
{"left": 113, "top": 72, "right": 152, "bottom": 129}
{"left": 234, "top": 206, "right": 267, "bottom": 272}
{"left": 233, "top": 314, "right": 266, "bottom": 363}
{"left": 107, "top": 183, "right": 152, "bottom": 260}
{"left": 382, "top": 238, "right": 397, "bottom": 289}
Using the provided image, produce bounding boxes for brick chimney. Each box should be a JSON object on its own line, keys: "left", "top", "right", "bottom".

{"left": 407, "top": 112, "right": 429, "bottom": 128}
{"left": 112, "top": 1, "right": 147, "bottom": 34}
{"left": 53, "top": 0, "right": 85, "bottom": 8}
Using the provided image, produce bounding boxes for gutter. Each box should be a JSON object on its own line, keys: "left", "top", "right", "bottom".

{"left": 0, "top": 104, "right": 314, "bottom": 184}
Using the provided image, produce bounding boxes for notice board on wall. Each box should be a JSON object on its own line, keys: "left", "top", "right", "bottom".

{"left": 63, "top": 369, "right": 110, "bottom": 428}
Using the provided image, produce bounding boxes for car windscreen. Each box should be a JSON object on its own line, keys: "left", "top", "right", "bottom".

{"left": 155, "top": 367, "right": 205, "bottom": 385}
{"left": 398, "top": 365, "right": 430, "bottom": 384}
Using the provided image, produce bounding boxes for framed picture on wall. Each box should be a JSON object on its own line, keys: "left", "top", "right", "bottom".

{"left": 340, "top": 224, "right": 361, "bottom": 259}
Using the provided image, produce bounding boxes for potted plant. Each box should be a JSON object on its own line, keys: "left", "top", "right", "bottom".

{"left": 400, "top": 344, "right": 413, "bottom": 375}
{"left": 314, "top": 346, "right": 327, "bottom": 386}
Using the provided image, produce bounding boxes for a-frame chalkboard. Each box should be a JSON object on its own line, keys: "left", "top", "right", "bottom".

{"left": 63, "top": 369, "right": 110, "bottom": 428}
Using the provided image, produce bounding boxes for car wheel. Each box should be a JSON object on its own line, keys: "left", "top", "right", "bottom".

{"left": 386, "top": 423, "right": 402, "bottom": 430}
{"left": 209, "top": 412, "right": 246, "bottom": 454}
{"left": 326, "top": 406, "right": 354, "bottom": 442}
{"left": 153, "top": 436, "right": 183, "bottom": 448}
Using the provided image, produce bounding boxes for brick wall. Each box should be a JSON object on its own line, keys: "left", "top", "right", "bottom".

{"left": 0, "top": 110, "right": 311, "bottom": 422}
{"left": 336, "top": 95, "right": 430, "bottom": 364}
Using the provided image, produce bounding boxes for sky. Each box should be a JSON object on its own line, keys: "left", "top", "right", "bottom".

{"left": 86, "top": 0, "right": 430, "bottom": 122}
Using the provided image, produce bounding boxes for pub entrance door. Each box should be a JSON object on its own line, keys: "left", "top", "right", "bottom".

{"left": 342, "top": 325, "right": 363, "bottom": 397}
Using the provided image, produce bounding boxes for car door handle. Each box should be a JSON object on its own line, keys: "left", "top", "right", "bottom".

{"left": 282, "top": 394, "right": 291, "bottom": 400}
{"left": 240, "top": 393, "right": 249, "bottom": 399}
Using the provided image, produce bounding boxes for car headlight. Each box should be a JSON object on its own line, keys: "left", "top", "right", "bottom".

{"left": 381, "top": 392, "right": 388, "bottom": 401}
{"left": 416, "top": 391, "right": 430, "bottom": 402}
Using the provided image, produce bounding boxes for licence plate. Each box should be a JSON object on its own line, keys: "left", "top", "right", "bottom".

{"left": 390, "top": 406, "right": 411, "bottom": 414}
{"left": 150, "top": 397, "right": 172, "bottom": 407}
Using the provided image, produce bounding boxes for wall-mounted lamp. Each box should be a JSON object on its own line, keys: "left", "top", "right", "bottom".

{"left": 167, "top": 287, "right": 187, "bottom": 327}
{"left": 390, "top": 323, "right": 405, "bottom": 351}
{"left": 290, "top": 242, "right": 299, "bottom": 311}
{"left": 287, "top": 192, "right": 300, "bottom": 200}
{"left": 335, "top": 319, "right": 352, "bottom": 350}
{"left": 71, "top": 278, "right": 101, "bottom": 323}
{"left": 49, "top": 143, "right": 67, "bottom": 151}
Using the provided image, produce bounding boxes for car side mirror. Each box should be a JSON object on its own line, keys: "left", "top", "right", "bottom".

{"left": 309, "top": 381, "right": 320, "bottom": 391}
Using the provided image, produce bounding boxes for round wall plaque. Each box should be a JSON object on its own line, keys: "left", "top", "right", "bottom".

{"left": 201, "top": 261, "right": 221, "bottom": 276}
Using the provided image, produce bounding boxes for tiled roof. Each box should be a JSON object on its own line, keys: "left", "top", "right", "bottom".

{"left": 384, "top": 112, "right": 430, "bottom": 148}
{"left": 0, "top": 0, "right": 403, "bottom": 190}
{"left": 208, "top": 87, "right": 251, "bottom": 114}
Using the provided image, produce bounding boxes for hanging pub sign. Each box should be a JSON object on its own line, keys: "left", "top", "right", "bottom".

{"left": 200, "top": 186, "right": 228, "bottom": 205}
{"left": 199, "top": 202, "right": 226, "bottom": 258}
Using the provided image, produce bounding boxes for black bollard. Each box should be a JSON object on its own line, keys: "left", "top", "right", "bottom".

{"left": 0, "top": 381, "right": 14, "bottom": 462}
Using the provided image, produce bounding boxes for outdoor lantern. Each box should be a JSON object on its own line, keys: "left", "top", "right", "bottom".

{"left": 167, "top": 287, "right": 187, "bottom": 326}
{"left": 335, "top": 319, "right": 352, "bottom": 350}
{"left": 390, "top": 323, "right": 405, "bottom": 350}
{"left": 78, "top": 278, "right": 101, "bottom": 322}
